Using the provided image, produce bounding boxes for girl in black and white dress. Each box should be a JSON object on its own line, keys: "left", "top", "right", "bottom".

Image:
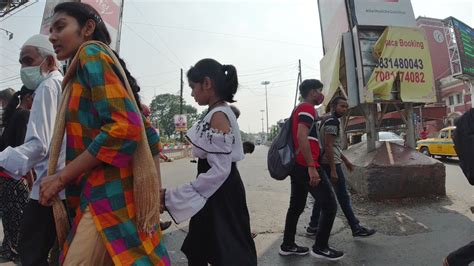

{"left": 162, "top": 58, "right": 257, "bottom": 265}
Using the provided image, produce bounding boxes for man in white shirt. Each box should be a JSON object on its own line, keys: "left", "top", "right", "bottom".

{"left": 0, "top": 34, "right": 65, "bottom": 266}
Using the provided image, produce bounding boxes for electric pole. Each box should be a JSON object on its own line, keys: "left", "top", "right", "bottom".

{"left": 294, "top": 59, "right": 302, "bottom": 107}
{"left": 261, "top": 81, "right": 270, "bottom": 140}
{"left": 180, "top": 68, "right": 184, "bottom": 142}
{"left": 260, "top": 110, "right": 265, "bottom": 142}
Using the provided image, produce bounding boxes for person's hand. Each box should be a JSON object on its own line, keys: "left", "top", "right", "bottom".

{"left": 344, "top": 160, "right": 355, "bottom": 172}
{"left": 160, "top": 188, "right": 166, "bottom": 213}
{"left": 330, "top": 169, "right": 338, "bottom": 184}
{"left": 308, "top": 167, "right": 321, "bottom": 187}
{"left": 39, "top": 173, "right": 66, "bottom": 206}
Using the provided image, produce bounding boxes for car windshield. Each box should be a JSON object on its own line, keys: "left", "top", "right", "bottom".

{"left": 361, "top": 132, "right": 402, "bottom": 141}
{"left": 379, "top": 132, "right": 402, "bottom": 140}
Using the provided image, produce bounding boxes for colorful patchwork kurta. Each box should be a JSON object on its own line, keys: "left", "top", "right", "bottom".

{"left": 60, "top": 43, "right": 169, "bottom": 265}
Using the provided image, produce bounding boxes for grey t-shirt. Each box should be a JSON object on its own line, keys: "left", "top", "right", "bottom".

{"left": 320, "top": 115, "right": 343, "bottom": 164}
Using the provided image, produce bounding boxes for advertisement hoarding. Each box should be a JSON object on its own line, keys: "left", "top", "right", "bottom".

{"left": 40, "top": 0, "right": 76, "bottom": 35}
{"left": 350, "top": 0, "right": 416, "bottom": 27}
{"left": 40, "top": 0, "right": 124, "bottom": 51}
{"left": 365, "top": 27, "right": 436, "bottom": 103}
{"left": 450, "top": 17, "right": 474, "bottom": 78}
{"left": 320, "top": 37, "right": 343, "bottom": 106}
{"left": 82, "top": 0, "right": 124, "bottom": 51}
{"left": 317, "top": 0, "right": 350, "bottom": 54}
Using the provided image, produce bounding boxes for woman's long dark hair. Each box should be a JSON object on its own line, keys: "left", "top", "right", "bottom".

{"left": 54, "top": 2, "right": 142, "bottom": 110}
{"left": 187, "top": 59, "right": 238, "bottom": 103}
{"left": 3, "top": 86, "right": 33, "bottom": 127}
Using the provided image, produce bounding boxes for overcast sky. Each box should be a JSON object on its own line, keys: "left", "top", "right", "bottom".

{"left": 0, "top": 0, "right": 473, "bottom": 133}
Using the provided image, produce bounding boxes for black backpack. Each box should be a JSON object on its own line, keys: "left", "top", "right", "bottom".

{"left": 453, "top": 108, "right": 474, "bottom": 185}
{"left": 267, "top": 112, "right": 296, "bottom": 180}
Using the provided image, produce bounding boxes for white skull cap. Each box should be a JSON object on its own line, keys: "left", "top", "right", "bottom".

{"left": 22, "top": 34, "right": 55, "bottom": 55}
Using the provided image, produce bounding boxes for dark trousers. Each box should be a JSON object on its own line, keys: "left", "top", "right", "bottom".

{"left": 283, "top": 163, "right": 337, "bottom": 249}
{"left": 310, "top": 163, "right": 360, "bottom": 231}
{"left": 447, "top": 241, "right": 474, "bottom": 266}
{"left": 0, "top": 177, "right": 29, "bottom": 255}
{"left": 19, "top": 199, "right": 57, "bottom": 266}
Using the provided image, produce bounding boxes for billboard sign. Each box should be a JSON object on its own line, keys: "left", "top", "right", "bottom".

{"left": 350, "top": 0, "right": 416, "bottom": 27}
{"left": 40, "top": 0, "right": 76, "bottom": 35}
{"left": 317, "top": 0, "right": 350, "bottom": 54}
{"left": 365, "top": 27, "right": 436, "bottom": 103}
{"left": 320, "top": 36, "right": 343, "bottom": 107}
{"left": 82, "top": 0, "right": 124, "bottom": 51}
{"left": 450, "top": 17, "right": 474, "bottom": 78}
{"left": 40, "top": 0, "right": 124, "bottom": 51}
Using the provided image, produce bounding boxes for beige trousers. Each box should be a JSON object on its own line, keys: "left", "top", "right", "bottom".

{"left": 63, "top": 207, "right": 114, "bottom": 266}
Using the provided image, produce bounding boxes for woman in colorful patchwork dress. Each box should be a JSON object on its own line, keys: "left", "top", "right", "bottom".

{"left": 38, "top": 2, "right": 169, "bottom": 265}
{"left": 161, "top": 58, "right": 257, "bottom": 265}
{"left": 0, "top": 86, "right": 34, "bottom": 261}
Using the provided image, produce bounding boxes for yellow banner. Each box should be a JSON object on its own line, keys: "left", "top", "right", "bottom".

{"left": 320, "top": 36, "right": 342, "bottom": 107}
{"left": 366, "top": 27, "right": 436, "bottom": 103}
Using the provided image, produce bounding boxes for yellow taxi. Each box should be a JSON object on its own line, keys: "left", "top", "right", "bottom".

{"left": 416, "top": 126, "right": 457, "bottom": 158}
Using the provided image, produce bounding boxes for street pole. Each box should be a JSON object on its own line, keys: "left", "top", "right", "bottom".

{"left": 406, "top": 103, "right": 416, "bottom": 149}
{"left": 180, "top": 68, "right": 183, "bottom": 142}
{"left": 260, "top": 110, "right": 265, "bottom": 141}
{"left": 364, "top": 104, "right": 377, "bottom": 152}
{"left": 261, "top": 81, "right": 270, "bottom": 140}
{"left": 294, "top": 59, "right": 302, "bottom": 107}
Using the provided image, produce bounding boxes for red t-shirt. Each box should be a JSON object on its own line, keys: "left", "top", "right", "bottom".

{"left": 420, "top": 130, "right": 428, "bottom": 139}
{"left": 291, "top": 103, "right": 321, "bottom": 168}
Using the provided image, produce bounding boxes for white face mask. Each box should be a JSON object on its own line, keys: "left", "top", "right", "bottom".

{"left": 20, "top": 58, "right": 47, "bottom": 90}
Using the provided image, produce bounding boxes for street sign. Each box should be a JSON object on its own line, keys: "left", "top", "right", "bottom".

{"left": 174, "top": 114, "right": 187, "bottom": 132}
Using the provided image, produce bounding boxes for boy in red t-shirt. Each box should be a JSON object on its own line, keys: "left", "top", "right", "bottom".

{"left": 280, "top": 79, "right": 343, "bottom": 261}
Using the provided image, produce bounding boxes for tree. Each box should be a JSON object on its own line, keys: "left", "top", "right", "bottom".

{"left": 149, "top": 93, "right": 198, "bottom": 139}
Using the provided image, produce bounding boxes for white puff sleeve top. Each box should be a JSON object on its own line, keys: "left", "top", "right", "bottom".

{"left": 164, "top": 104, "right": 244, "bottom": 223}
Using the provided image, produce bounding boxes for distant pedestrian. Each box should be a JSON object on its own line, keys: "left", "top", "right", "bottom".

{"left": 420, "top": 126, "right": 429, "bottom": 140}
{"left": 161, "top": 58, "right": 257, "bottom": 265}
{"left": 243, "top": 141, "right": 255, "bottom": 154}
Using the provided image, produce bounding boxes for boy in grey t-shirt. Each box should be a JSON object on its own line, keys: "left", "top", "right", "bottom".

{"left": 307, "top": 97, "right": 376, "bottom": 238}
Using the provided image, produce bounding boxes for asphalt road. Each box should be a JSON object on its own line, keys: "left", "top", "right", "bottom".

{"left": 158, "top": 145, "right": 473, "bottom": 266}
{"left": 1, "top": 145, "right": 473, "bottom": 265}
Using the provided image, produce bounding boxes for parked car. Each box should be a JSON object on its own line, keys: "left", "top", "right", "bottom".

{"left": 416, "top": 126, "right": 457, "bottom": 158}
{"left": 361, "top": 131, "right": 405, "bottom": 146}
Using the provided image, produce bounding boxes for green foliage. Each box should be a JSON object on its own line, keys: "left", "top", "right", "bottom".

{"left": 149, "top": 93, "right": 198, "bottom": 138}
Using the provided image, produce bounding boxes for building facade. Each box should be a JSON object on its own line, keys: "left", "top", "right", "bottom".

{"left": 417, "top": 16, "right": 473, "bottom": 126}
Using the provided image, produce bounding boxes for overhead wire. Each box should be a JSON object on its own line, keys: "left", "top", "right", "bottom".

{"left": 128, "top": 1, "right": 184, "bottom": 67}
{"left": 124, "top": 21, "right": 322, "bottom": 49}
{"left": 122, "top": 23, "right": 181, "bottom": 68}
